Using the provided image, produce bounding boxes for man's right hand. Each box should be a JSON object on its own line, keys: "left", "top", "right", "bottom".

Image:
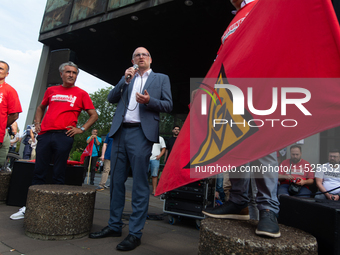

{"left": 285, "top": 174, "right": 295, "bottom": 181}
{"left": 125, "top": 66, "right": 138, "bottom": 82}
{"left": 35, "top": 123, "right": 41, "bottom": 133}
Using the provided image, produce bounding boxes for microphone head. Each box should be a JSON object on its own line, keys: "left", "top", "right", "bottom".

{"left": 133, "top": 64, "right": 139, "bottom": 70}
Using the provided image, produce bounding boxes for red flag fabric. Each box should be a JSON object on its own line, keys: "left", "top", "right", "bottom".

{"left": 28, "top": 159, "right": 83, "bottom": 165}
{"left": 80, "top": 139, "right": 94, "bottom": 163}
{"left": 156, "top": 0, "right": 340, "bottom": 196}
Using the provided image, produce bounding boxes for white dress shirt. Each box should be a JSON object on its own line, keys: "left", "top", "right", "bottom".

{"left": 124, "top": 69, "right": 152, "bottom": 123}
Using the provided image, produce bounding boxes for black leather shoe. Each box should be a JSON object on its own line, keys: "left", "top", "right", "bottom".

{"left": 89, "top": 226, "right": 122, "bottom": 238}
{"left": 202, "top": 201, "right": 250, "bottom": 220}
{"left": 255, "top": 209, "right": 281, "bottom": 238}
{"left": 116, "top": 234, "right": 141, "bottom": 251}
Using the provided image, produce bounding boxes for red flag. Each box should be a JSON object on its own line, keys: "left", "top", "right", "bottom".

{"left": 80, "top": 139, "right": 94, "bottom": 163}
{"left": 156, "top": 0, "right": 340, "bottom": 196}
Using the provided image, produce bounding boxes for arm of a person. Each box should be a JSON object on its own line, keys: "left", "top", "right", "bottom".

{"left": 297, "top": 178, "right": 314, "bottom": 186}
{"left": 87, "top": 136, "right": 93, "bottom": 144}
{"left": 66, "top": 109, "right": 98, "bottom": 137}
{"left": 316, "top": 177, "right": 333, "bottom": 200}
{"left": 164, "top": 149, "right": 169, "bottom": 163}
{"left": 11, "top": 122, "right": 18, "bottom": 135}
{"left": 144, "top": 75, "right": 173, "bottom": 113}
{"left": 101, "top": 143, "right": 108, "bottom": 161}
{"left": 278, "top": 173, "right": 294, "bottom": 182}
{"left": 108, "top": 77, "right": 127, "bottom": 104}
{"left": 34, "top": 104, "right": 47, "bottom": 133}
{"left": 12, "top": 134, "right": 19, "bottom": 143}
{"left": 7, "top": 113, "right": 19, "bottom": 127}
{"left": 156, "top": 147, "right": 166, "bottom": 160}
{"left": 94, "top": 136, "right": 101, "bottom": 146}
{"left": 30, "top": 129, "right": 36, "bottom": 143}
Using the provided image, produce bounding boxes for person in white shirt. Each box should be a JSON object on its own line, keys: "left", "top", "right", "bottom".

{"left": 149, "top": 136, "right": 166, "bottom": 195}
{"left": 315, "top": 149, "right": 340, "bottom": 200}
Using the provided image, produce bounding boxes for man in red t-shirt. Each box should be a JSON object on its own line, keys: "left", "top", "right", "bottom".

{"left": 31, "top": 61, "right": 98, "bottom": 185}
{"left": 0, "top": 60, "right": 22, "bottom": 168}
{"left": 11, "top": 61, "right": 98, "bottom": 220}
{"left": 278, "top": 145, "right": 314, "bottom": 197}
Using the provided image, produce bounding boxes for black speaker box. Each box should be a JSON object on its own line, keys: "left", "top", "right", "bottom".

{"left": 47, "top": 49, "right": 77, "bottom": 87}
{"left": 6, "top": 161, "right": 83, "bottom": 207}
{"left": 279, "top": 195, "right": 340, "bottom": 255}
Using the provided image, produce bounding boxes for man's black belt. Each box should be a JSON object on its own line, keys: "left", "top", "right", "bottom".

{"left": 46, "top": 129, "right": 68, "bottom": 133}
{"left": 122, "top": 123, "right": 141, "bottom": 128}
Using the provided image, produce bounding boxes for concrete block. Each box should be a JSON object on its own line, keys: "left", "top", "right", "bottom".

{"left": 24, "top": 185, "right": 96, "bottom": 240}
{"left": 0, "top": 172, "right": 11, "bottom": 203}
{"left": 199, "top": 218, "right": 317, "bottom": 255}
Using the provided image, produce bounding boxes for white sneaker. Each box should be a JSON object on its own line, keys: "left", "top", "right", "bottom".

{"left": 10, "top": 206, "right": 26, "bottom": 220}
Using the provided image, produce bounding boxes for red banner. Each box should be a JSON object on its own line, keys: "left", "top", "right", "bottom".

{"left": 156, "top": 0, "right": 340, "bottom": 195}
{"left": 80, "top": 139, "right": 94, "bottom": 163}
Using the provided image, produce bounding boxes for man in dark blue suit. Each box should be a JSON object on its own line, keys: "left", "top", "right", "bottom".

{"left": 89, "top": 47, "right": 173, "bottom": 251}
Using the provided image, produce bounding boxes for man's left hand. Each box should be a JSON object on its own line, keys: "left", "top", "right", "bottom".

{"left": 295, "top": 178, "right": 305, "bottom": 186}
{"left": 331, "top": 194, "right": 339, "bottom": 201}
{"left": 66, "top": 126, "right": 83, "bottom": 137}
{"left": 136, "top": 90, "right": 150, "bottom": 104}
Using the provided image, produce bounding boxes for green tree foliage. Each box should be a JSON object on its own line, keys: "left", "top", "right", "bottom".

{"left": 69, "top": 150, "right": 82, "bottom": 161}
{"left": 71, "top": 87, "right": 116, "bottom": 155}
{"left": 159, "top": 113, "right": 185, "bottom": 138}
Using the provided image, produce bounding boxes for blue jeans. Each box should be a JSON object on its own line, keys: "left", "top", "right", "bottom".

{"left": 216, "top": 173, "right": 225, "bottom": 201}
{"left": 229, "top": 152, "right": 280, "bottom": 214}
{"left": 23, "top": 144, "right": 32, "bottom": 160}
{"left": 315, "top": 191, "right": 340, "bottom": 200}
{"left": 278, "top": 184, "right": 312, "bottom": 197}
{"left": 149, "top": 159, "right": 160, "bottom": 177}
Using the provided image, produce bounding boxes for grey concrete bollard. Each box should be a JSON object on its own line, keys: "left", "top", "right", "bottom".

{"left": 199, "top": 218, "right": 318, "bottom": 255}
{"left": 24, "top": 184, "right": 96, "bottom": 240}
{"left": 0, "top": 172, "right": 11, "bottom": 203}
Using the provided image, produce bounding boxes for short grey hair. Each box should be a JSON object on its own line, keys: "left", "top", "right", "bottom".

{"left": 0, "top": 61, "right": 10, "bottom": 72}
{"left": 59, "top": 61, "right": 79, "bottom": 74}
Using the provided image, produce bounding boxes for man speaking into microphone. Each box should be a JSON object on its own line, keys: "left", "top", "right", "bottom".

{"left": 89, "top": 47, "right": 173, "bottom": 251}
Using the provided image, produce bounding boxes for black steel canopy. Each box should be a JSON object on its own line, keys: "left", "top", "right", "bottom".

{"left": 38, "top": 0, "right": 234, "bottom": 114}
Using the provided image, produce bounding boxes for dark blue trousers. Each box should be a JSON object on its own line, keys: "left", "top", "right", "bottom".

{"left": 32, "top": 131, "right": 74, "bottom": 185}
{"left": 108, "top": 126, "right": 153, "bottom": 238}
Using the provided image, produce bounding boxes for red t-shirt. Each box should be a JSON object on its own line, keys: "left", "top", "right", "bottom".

{"left": 39, "top": 85, "right": 95, "bottom": 134}
{"left": 216, "top": 0, "right": 258, "bottom": 56}
{"left": 279, "top": 158, "right": 314, "bottom": 186}
{"left": 0, "top": 82, "right": 22, "bottom": 143}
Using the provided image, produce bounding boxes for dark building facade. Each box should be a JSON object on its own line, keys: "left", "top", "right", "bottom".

{"left": 23, "top": 0, "right": 340, "bottom": 163}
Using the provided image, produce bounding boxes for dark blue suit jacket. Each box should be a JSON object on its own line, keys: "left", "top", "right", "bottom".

{"left": 108, "top": 71, "right": 173, "bottom": 143}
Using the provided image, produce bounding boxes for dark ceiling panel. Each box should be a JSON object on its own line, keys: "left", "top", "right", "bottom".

{"left": 39, "top": 0, "right": 234, "bottom": 113}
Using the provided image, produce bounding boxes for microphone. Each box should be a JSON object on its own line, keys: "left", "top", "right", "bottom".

{"left": 126, "top": 64, "right": 139, "bottom": 82}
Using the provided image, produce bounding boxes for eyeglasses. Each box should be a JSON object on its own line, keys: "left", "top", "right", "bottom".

{"left": 133, "top": 53, "right": 150, "bottom": 58}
